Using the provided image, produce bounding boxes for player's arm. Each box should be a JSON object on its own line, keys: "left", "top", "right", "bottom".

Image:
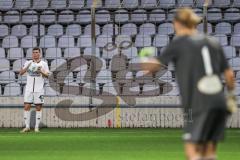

{"left": 224, "top": 68, "right": 235, "bottom": 91}
{"left": 38, "top": 62, "right": 50, "bottom": 78}
{"left": 19, "top": 62, "right": 31, "bottom": 75}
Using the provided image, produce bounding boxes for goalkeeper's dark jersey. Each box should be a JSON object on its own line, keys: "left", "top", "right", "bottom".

{"left": 158, "top": 34, "right": 229, "bottom": 114}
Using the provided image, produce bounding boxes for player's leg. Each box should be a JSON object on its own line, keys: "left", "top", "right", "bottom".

{"left": 34, "top": 104, "right": 42, "bottom": 132}
{"left": 21, "top": 91, "right": 33, "bottom": 133}
{"left": 201, "top": 142, "right": 217, "bottom": 160}
{"left": 184, "top": 142, "right": 202, "bottom": 160}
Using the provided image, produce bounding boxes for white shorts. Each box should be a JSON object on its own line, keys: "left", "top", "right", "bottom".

{"left": 24, "top": 92, "right": 44, "bottom": 104}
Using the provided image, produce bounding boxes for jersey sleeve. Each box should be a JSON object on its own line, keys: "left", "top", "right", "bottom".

{"left": 22, "top": 60, "right": 31, "bottom": 69}
{"left": 43, "top": 62, "right": 50, "bottom": 73}
{"left": 157, "top": 42, "right": 177, "bottom": 66}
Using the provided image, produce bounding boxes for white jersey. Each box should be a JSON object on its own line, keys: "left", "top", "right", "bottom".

{"left": 23, "top": 60, "right": 49, "bottom": 93}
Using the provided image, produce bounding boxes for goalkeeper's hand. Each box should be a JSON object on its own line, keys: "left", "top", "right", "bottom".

{"left": 226, "top": 90, "right": 238, "bottom": 114}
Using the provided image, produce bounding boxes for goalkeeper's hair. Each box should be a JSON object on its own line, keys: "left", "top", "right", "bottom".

{"left": 33, "top": 47, "right": 41, "bottom": 53}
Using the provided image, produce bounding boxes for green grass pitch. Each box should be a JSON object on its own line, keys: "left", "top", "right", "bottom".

{"left": 0, "top": 128, "right": 239, "bottom": 160}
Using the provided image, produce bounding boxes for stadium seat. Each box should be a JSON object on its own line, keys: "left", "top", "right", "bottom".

{"left": 75, "top": 67, "right": 88, "bottom": 84}
{"left": 115, "top": 35, "right": 132, "bottom": 48}
{"left": 213, "top": 34, "right": 228, "bottom": 46}
{"left": 102, "top": 82, "right": 117, "bottom": 95}
{"left": 77, "top": 35, "right": 92, "bottom": 48}
{"left": 159, "top": 0, "right": 175, "bottom": 8}
{"left": 47, "top": 24, "right": 64, "bottom": 37}
{"left": 157, "top": 70, "right": 173, "bottom": 82}
{"left": 121, "top": 82, "right": 140, "bottom": 96}
{"left": 4, "top": 11, "right": 20, "bottom": 24}
{"left": 208, "top": 8, "right": 222, "bottom": 22}
{"left": 57, "top": 72, "right": 74, "bottom": 84}
{"left": 121, "top": 23, "right": 137, "bottom": 36}
{"left": 22, "top": 11, "right": 38, "bottom": 24}
{"left": 142, "top": 83, "right": 160, "bottom": 96}
{"left": 58, "top": 35, "right": 75, "bottom": 48}
{"left": 40, "top": 35, "right": 56, "bottom": 48}
{"left": 83, "top": 47, "right": 101, "bottom": 58}
{"left": 76, "top": 10, "right": 91, "bottom": 24}
{"left": 158, "top": 23, "right": 174, "bottom": 35}
{"left": 0, "top": 59, "right": 10, "bottom": 71}
{"left": 86, "top": 0, "right": 102, "bottom": 8}
{"left": 84, "top": 24, "right": 100, "bottom": 35}
{"left": 153, "top": 34, "right": 169, "bottom": 47}
{"left": 116, "top": 70, "right": 134, "bottom": 84}
{"left": 228, "top": 57, "right": 240, "bottom": 71}
{"left": 167, "top": 9, "right": 177, "bottom": 21}
{"left": 149, "top": 9, "right": 165, "bottom": 22}
{"left": 233, "top": 0, "right": 240, "bottom": 6}
{"left": 33, "top": 0, "right": 49, "bottom": 10}
{"left": 64, "top": 48, "right": 81, "bottom": 59}
{"left": 135, "top": 71, "right": 154, "bottom": 84}
{"left": 135, "top": 35, "right": 152, "bottom": 47}
{"left": 230, "top": 34, "right": 240, "bottom": 47}
{"left": 163, "top": 82, "right": 179, "bottom": 96}
{"left": 102, "top": 48, "right": 119, "bottom": 59}
{"left": 110, "top": 55, "right": 127, "bottom": 72}
{"left": 102, "top": 24, "right": 119, "bottom": 36}
{"left": 29, "top": 25, "right": 45, "bottom": 36}
{"left": 0, "top": 0, "right": 12, "bottom": 10}
{"left": 96, "top": 35, "right": 112, "bottom": 48}
{"left": 121, "top": 47, "right": 138, "bottom": 59}
{"left": 213, "top": 0, "right": 231, "bottom": 7}
{"left": 66, "top": 24, "right": 82, "bottom": 37}
{"left": 4, "top": 83, "right": 21, "bottom": 96}
{"left": 44, "top": 83, "right": 60, "bottom": 96}
{"left": 40, "top": 10, "right": 56, "bottom": 24}
{"left": 105, "top": 0, "right": 121, "bottom": 7}
{"left": 196, "top": 0, "right": 212, "bottom": 7}
{"left": 96, "top": 10, "right": 111, "bottom": 24}
{"left": 15, "top": 0, "right": 31, "bottom": 9}
{"left": 131, "top": 9, "right": 147, "bottom": 22}
{"left": 115, "top": 9, "right": 129, "bottom": 23}
{"left": 7, "top": 48, "right": 24, "bottom": 60}
{"left": 58, "top": 10, "right": 74, "bottom": 24}
{"left": 139, "top": 23, "right": 156, "bottom": 36}
{"left": 0, "top": 25, "right": 9, "bottom": 37}
{"left": 193, "top": 8, "right": 203, "bottom": 17}
{"left": 11, "top": 25, "right": 27, "bottom": 38}
{"left": 96, "top": 70, "right": 112, "bottom": 84}
{"left": 197, "top": 23, "right": 213, "bottom": 34}
{"left": 45, "top": 48, "right": 62, "bottom": 60}
{"left": 12, "top": 59, "right": 26, "bottom": 72}
{"left": 223, "top": 46, "right": 236, "bottom": 59}
{"left": 68, "top": 0, "right": 84, "bottom": 9}
{"left": 224, "top": 8, "right": 240, "bottom": 21}
{"left": 50, "top": 58, "right": 67, "bottom": 72}
{"left": 51, "top": 0, "right": 66, "bottom": 9}
{"left": 21, "top": 36, "right": 37, "bottom": 48}
{"left": 2, "top": 36, "right": 18, "bottom": 48}
{"left": 0, "top": 48, "right": 5, "bottom": 58}
{"left": 122, "top": 0, "right": 138, "bottom": 8}
{"left": 234, "top": 23, "right": 240, "bottom": 33}
{"left": 177, "top": 0, "right": 193, "bottom": 7}
{"left": 215, "top": 22, "right": 232, "bottom": 34}
{"left": 141, "top": 0, "right": 158, "bottom": 7}
{"left": 0, "top": 71, "right": 16, "bottom": 84}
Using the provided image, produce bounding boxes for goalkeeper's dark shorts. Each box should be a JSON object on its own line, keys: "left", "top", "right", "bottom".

{"left": 183, "top": 107, "right": 228, "bottom": 143}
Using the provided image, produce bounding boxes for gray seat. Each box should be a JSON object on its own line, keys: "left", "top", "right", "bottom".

{"left": 77, "top": 35, "right": 92, "bottom": 48}
{"left": 83, "top": 47, "right": 101, "bottom": 57}
{"left": 167, "top": 9, "right": 177, "bottom": 21}
{"left": 121, "top": 47, "right": 138, "bottom": 59}
{"left": 15, "top": 0, "right": 31, "bottom": 9}
{"left": 135, "top": 35, "right": 152, "bottom": 47}
{"left": 76, "top": 10, "right": 91, "bottom": 24}
{"left": 84, "top": 24, "right": 100, "bottom": 35}
{"left": 234, "top": 23, "right": 240, "bottom": 33}
{"left": 224, "top": 8, "right": 240, "bottom": 21}
{"left": 213, "top": 34, "right": 228, "bottom": 46}
{"left": 96, "top": 70, "right": 112, "bottom": 84}
{"left": 102, "top": 24, "right": 119, "bottom": 36}
{"left": 228, "top": 57, "right": 240, "bottom": 71}
{"left": 115, "top": 9, "right": 129, "bottom": 23}
{"left": 86, "top": 0, "right": 103, "bottom": 8}
{"left": 44, "top": 83, "right": 60, "bottom": 96}
{"left": 163, "top": 82, "right": 179, "bottom": 96}
{"left": 215, "top": 22, "right": 232, "bottom": 34}
{"left": 39, "top": 35, "right": 56, "bottom": 48}
{"left": 22, "top": 11, "right": 38, "bottom": 24}
{"left": 159, "top": 0, "right": 175, "bottom": 8}
{"left": 213, "top": 0, "right": 230, "bottom": 7}
{"left": 45, "top": 48, "right": 62, "bottom": 60}
{"left": 4, "top": 83, "right": 21, "bottom": 96}
{"left": 208, "top": 8, "right": 222, "bottom": 22}
{"left": 223, "top": 46, "right": 236, "bottom": 59}
{"left": 96, "top": 10, "right": 111, "bottom": 24}
{"left": 115, "top": 35, "right": 132, "bottom": 48}
{"left": 66, "top": 24, "right": 81, "bottom": 37}
{"left": 21, "top": 35, "right": 37, "bottom": 50}
{"left": 141, "top": 0, "right": 157, "bottom": 7}
{"left": 33, "top": 0, "right": 49, "bottom": 10}
{"left": 11, "top": 25, "right": 27, "bottom": 37}
{"left": 0, "top": 59, "right": 10, "bottom": 71}
{"left": 68, "top": 0, "right": 84, "bottom": 9}
{"left": 122, "top": 0, "right": 138, "bottom": 8}
{"left": 47, "top": 24, "right": 63, "bottom": 37}
{"left": 142, "top": 83, "right": 160, "bottom": 96}
{"left": 102, "top": 82, "right": 117, "bottom": 95}
{"left": 157, "top": 70, "right": 173, "bottom": 82}
{"left": 40, "top": 10, "right": 56, "bottom": 24}
{"left": 193, "top": 8, "right": 203, "bottom": 18}
{"left": 233, "top": 0, "right": 240, "bottom": 6}
{"left": 57, "top": 72, "right": 74, "bottom": 84}
{"left": 0, "top": 71, "right": 15, "bottom": 84}
{"left": 0, "top": 0, "right": 12, "bottom": 10}
{"left": 12, "top": 59, "right": 26, "bottom": 72}
{"left": 177, "top": 0, "right": 193, "bottom": 6}
{"left": 102, "top": 48, "right": 119, "bottom": 59}
{"left": 136, "top": 71, "right": 154, "bottom": 84}
{"left": 197, "top": 23, "right": 213, "bottom": 34}
{"left": 4, "top": 11, "right": 20, "bottom": 24}
{"left": 96, "top": 35, "right": 112, "bottom": 48}
{"left": 121, "top": 82, "right": 140, "bottom": 96}
{"left": 139, "top": 23, "right": 156, "bottom": 36}
{"left": 0, "top": 48, "right": 5, "bottom": 58}
{"left": 105, "top": 0, "right": 121, "bottom": 7}
{"left": 231, "top": 34, "right": 240, "bottom": 47}
{"left": 50, "top": 58, "right": 67, "bottom": 71}
{"left": 58, "top": 10, "right": 74, "bottom": 24}
{"left": 2, "top": 36, "right": 18, "bottom": 48}
{"left": 158, "top": 23, "right": 174, "bottom": 35}
{"left": 196, "top": 0, "right": 212, "bottom": 7}
{"left": 58, "top": 35, "right": 75, "bottom": 48}
{"left": 29, "top": 24, "right": 45, "bottom": 36}
{"left": 153, "top": 34, "right": 169, "bottom": 47}
{"left": 149, "top": 9, "right": 165, "bottom": 22}
{"left": 51, "top": 0, "right": 66, "bottom": 9}
{"left": 7, "top": 48, "right": 24, "bottom": 60}
{"left": 131, "top": 9, "right": 147, "bottom": 22}
{"left": 121, "top": 23, "right": 137, "bottom": 36}
{"left": 0, "top": 25, "right": 9, "bottom": 37}
{"left": 64, "top": 48, "right": 81, "bottom": 58}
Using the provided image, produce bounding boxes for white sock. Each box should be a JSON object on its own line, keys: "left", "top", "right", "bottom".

{"left": 204, "top": 155, "right": 217, "bottom": 160}
{"left": 35, "top": 110, "right": 42, "bottom": 129}
{"left": 24, "top": 110, "right": 30, "bottom": 129}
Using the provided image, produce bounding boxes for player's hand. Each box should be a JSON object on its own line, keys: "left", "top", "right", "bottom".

{"left": 26, "top": 62, "right": 32, "bottom": 69}
{"left": 226, "top": 90, "right": 238, "bottom": 114}
{"left": 37, "top": 66, "right": 42, "bottom": 74}
{"left": 140, "top": 57, "right": 161, "bottom": 74}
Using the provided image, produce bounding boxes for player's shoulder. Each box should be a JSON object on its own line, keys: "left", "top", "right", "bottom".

{"left": 40, "top": 60, "right": 48, "bottom": 65}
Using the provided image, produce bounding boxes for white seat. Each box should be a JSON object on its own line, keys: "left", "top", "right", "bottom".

{"left": 0, "top": 0, "right": 13, "bottom": 10}
{"left": 231, "top": 34, "right": 240, "bottom": 47}
{"left": 0, "top": 59, "right": 10, "bottom": 71}
{"left": 0, "top": 48, "right": 5, "bottom": 58}
{"left": 153, "top": 34, "right": 169, "bottom": 47}
{"left": 47, "top": 24, "right": 64, "bottom": 37}
{"left": 40, "top": 10, "right": 56, "bottom": 24}
{"left": 4, "top": 11, "right": 20, "bottom": 24}
{"left": 135, "top": 35, "right": 152, "bottom": 47}
{"left": 215, "top": 22, "right": 232, "bottom": 34}
{"left": 7, "top": 48, "right": 24, "bottom": 60}
{"left": 96, "top": 70, "right": 112, "bottom": 84}
{"left": 51, "top": 0, "right": 66, "bottom": 9}
{"left": 121, "top": 23, "right": 137, "bottom": 36}
{"left": 102, "top": 24, "right": 119, "bottom": 36}
{"left": 105, "top": 0, "right": 121, "bottom": 7}
{"left": 58, "top": 35, "right": 75, "bottom": 48}
{"left": 158, "top": 23, "right": 174, "bottom": 35}
{"left": 21, "top": 36, "right": 37, "bottom": 48}
{"left": 84, "top": 24, "right": 100, "bottom": 36}
{"left": 40, "top": 35, "right": 56, "bottom": 48}
{"left": 33, "top": 0, "right": 49, "bottom": 10}
{"left": 86, "top": 0, "right": 102, "bottom": 7}
{"left": 83, "top": 47, "right": 101, "bottom": 57}
{"left": 12, "top": 59, "right": 26, "bottom": 72}
{"left": 64, "top": 48, "right": 81, "bottom": 58}
{"left": 77, "top": 35, "right": 92, "bottom": 47}
{"left": 2, "top": 36, "right": 18, "bottom": 48}
{"left": 66, "top": 24, "right": 82, "bottom": 37}
{"left": 141, "top": 0, "right": 157, "bottom": 7}
{"left": 96, "top": 10, "right": 111, "bottom": 24}
{"left": 68, "top": 0, "right": 84, "bottom": 9}
{"left": 116, "top": 35, "right": 132, "bottom": 48}
{"left": 149, "top": 9, "right": 165, "bottom": 22}
{"left": 4, "top": 83, "right": 21, "bottom": 96}
{"left": 0, "top": 71, "right": 16, "bottom": 84}
{"left": 76, "top": 10, "right": 91, "bottom": 24}
{"left": 96, "top": 35, "right": 112, "bottom": 48}
{"left": 142, "top": 83, "right": 160, "bottom": 96}
{"left": 213, "top": 34, "right": 228, "bottom": 46}
{"left": 197, "top": 23, "right": 213, "bottom": 34}
{"left": 11, "top": 25, "right": 27, "bottom": 37}
{"left": 22, "top": 10, "right": 38, "bottom": 24}
{"left": 163, "top": 82, "right": 179, "bottom": 96}
{"left": 58, "top": 10, "right": 74, "bottom": 23}
{"left": 139, "top": 23, "right": 156, "bottom": 36}
{"left": 115, "top": 9, "right": 129, "bottom": 23}
{"left": 122, "top": 0, "right": 138, "bottom": 8}
{"left": 223, "top": 46, "right": 236, "bottom": 59}
{"left": 45, "top": 48, "right": 62, "bottom": 60}
{"left": 29, "top": 24, "right": 45, "bottom": 36}
{"left": 228, "top": 57, "right": 240, "bottom": 71}
{"left": 0, "top": 25, "right": 9, "bottom": 37}
{"left": 50, "top": 58, "right": 67, "bottom": 72}
{"left": 15, "top": 0, "right": 31, "bottom": 9}
{"left": 131, "top": 9, "right": 147, "bottom": 22}
{"left": 121, "top": 47, "right": 138, "bottom": 59}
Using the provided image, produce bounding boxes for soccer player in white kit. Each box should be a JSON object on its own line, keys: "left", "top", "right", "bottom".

{"left": 19, "top": 47, "right": 49, "bottom": 133}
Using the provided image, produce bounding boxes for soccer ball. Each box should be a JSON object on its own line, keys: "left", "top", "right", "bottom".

{"left": 29, "top": 62, "right": 38, "bottom": 73}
